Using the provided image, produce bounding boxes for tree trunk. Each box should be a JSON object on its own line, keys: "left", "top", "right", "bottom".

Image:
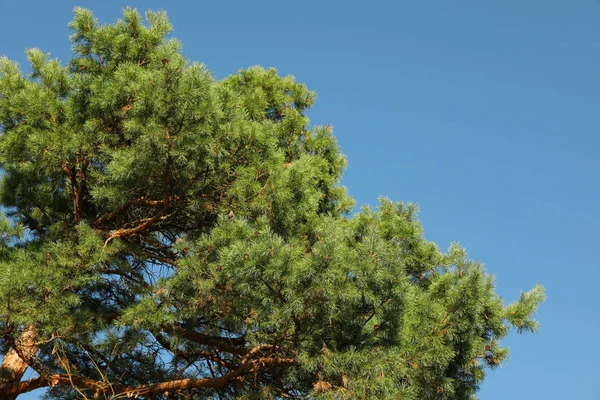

{"left": 0, "top": 326, "right": 39, "bottom": 400}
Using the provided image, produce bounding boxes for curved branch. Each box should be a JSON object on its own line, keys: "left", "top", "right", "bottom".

{"left": 4, "top": 355, "right": 295, "bottom": 398}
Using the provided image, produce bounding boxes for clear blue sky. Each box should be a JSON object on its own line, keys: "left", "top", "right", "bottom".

{"left": 1, "top": 1, "right": 598, "bottom": 398}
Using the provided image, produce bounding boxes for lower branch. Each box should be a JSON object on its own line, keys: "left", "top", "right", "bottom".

{"left": 4, "top": 355, "right": 295, "bottom": 398}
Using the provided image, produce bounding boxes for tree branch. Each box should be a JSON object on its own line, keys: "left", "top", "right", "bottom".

{"left": 161, "top": 325, "right": 247, "bottom": 356}
{"left": 93, "top": 195, "right": 185, "bottom": 229}
{"left": 0, "top": 326, "right": 40, "bottom": 400}
{"left": 62, "top": 164, "right": 80, "bottom": 223}
{"left": 3, "top": 355, "right": 294, "bottom": 398}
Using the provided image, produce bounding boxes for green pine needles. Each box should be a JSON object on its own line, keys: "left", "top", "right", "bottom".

{"left": 0, "top": 7, "right": 544, "bottom": 399}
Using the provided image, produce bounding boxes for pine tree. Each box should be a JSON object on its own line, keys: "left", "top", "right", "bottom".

{"left": 0, "top": 8, "right": 544, "bottom": 399}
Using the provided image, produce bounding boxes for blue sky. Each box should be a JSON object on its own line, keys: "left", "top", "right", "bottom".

{"left": 1, "top": 1, "right": 599, "bottom": 398}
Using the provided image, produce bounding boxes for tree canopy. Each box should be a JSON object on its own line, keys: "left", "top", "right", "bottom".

{"left": 0, "top": 8, "right": 544, "bottom": 399}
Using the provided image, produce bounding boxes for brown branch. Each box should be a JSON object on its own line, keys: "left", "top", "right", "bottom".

{"left": 241, "top": 344, "right": 276, "bottom": 363}
{"left": 93, "top": 195, "right": 185, "bottom": 229}
{"left": 129, "top": 356, "right": 294, "bottom": 396}
{"left": 61, "top": 156, "right": 89, "bottom": 224}
{"left": 103, "top": 210, "right": 175, "bottom": 246}
{"left": 3, "top": 373, "right": 112, "bottom": 399}
{"left": 0, "top": 326, "right": 40, "bottom": 400}
{"left": 161, "top": 325, "right": 247, "bottom": 356}
{"left": 62, "top": 164, "right": 80, "bottom": 223}
{"left": 4, "top": 355, "right": 295, "bottom": 398}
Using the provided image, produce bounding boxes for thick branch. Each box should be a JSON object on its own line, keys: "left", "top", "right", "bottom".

{"left": 0, "top": 326, "right": 39, "bottom": 400}
{"left": 4, "top": 355, "right": 294, "bottom": 398}
{"left": 103, "top": 210, "right": 175, "bottom": 245}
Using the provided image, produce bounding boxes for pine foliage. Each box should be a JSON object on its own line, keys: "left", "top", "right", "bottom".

{"left": 0, "top": 8, "right": 544, "bottom": 399}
